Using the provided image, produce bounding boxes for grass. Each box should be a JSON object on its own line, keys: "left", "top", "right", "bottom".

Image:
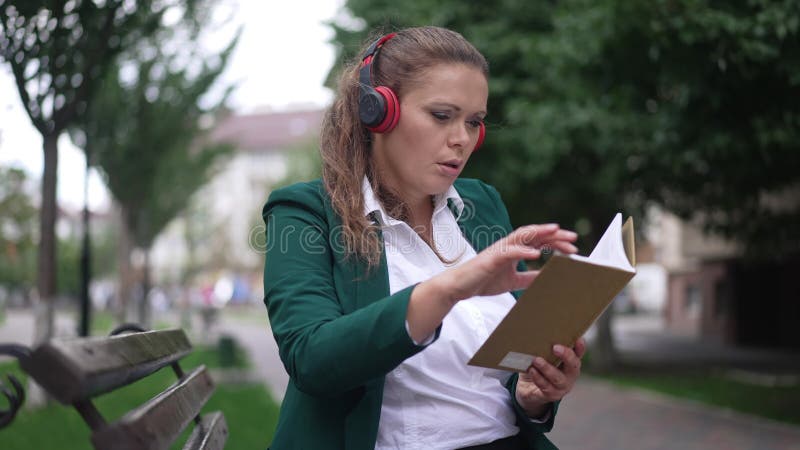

{"left": 195, "top": 338, "right": 252, "bottom": 369}
{"left": 88, "top": 309, "right": 116, "bottom": 335}
{"left": 589, "top": 367, "right": 800, "bottom": 425}
{"left": 0, "top": 342, "right": 280, "bottom": 450}
{"left": 84, "top": 309, "right": 176, "bottom": 336}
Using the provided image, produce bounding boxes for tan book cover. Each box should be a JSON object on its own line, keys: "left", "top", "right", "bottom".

{"left": 468, "top": 214, "right": 637, "bottom": 371}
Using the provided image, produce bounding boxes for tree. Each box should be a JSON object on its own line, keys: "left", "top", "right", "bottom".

{"left": 0, "top": 0, "right": 176, "bottom": 342}
{"left": 595, "top": 0, "right": 800, "bottom": 260}
{"left": 75, "top": 16, "right": 238, "bottom": 324}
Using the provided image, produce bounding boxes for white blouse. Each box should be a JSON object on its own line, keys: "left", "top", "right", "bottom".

{"left": 363, "top": 179, "right": 521, "bottom": 450}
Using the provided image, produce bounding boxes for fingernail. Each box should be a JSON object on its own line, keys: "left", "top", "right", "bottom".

{"left": 553, "top": 345, "right": 565, "bottom": 356}
{"left": 534, "top": 357, "right": 546, "bottom": 367}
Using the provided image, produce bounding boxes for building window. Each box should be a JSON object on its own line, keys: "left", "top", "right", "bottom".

{"left": 685, "top": 284, "right": 702, "bottom": 320}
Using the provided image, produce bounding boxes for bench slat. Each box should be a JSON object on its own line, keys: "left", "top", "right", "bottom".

{"left": 21, "top": 329, "right": 192, "bottom": 404}
{"left": 90, "top": 365, "right": 215, "bottom": 450}
{"left": 183, "top": 411, "right": 228, "bottom": 450}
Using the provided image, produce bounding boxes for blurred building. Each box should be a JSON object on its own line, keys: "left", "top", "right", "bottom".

{"left": 148, "top": 108, "right": 324, "bottom": 303}
{"left": 644, "top": 207, "right": 739, "bottom": 341}
{"left": 645, "top": 207, "right": 800, "bottom": 350}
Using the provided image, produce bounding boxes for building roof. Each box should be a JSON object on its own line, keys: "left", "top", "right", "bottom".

{"left": 210, "top": 109, "right": 325, "bottom": 152}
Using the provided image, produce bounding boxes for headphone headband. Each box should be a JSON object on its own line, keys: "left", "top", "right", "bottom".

{"left": 359, "top": 33, "right": 396, "bottom": 92}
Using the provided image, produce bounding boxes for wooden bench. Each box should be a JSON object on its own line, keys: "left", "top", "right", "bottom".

{"left": 0, "top": 324, "right": 228, "bottom": 450}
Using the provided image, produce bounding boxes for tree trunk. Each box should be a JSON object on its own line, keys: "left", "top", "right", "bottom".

{"left": 587, "top": 214, "right": 618, "bottom": 372}
{"left": 116, "top": 208, "right": 135, "bottom": 323}
{"left": 29, "top": 133, "right": 59, "bottom": 408}
{"left": 591, "top": 306, "right": 617, "bottom": 372}
{"left": 137, "top": 248, "right": 152, "bottom": 329}
{"left": 36, "top": 133, "right": 58, "bottom": 342}
{"left": 79, "top": 151, "right": 92, "bottom": 337}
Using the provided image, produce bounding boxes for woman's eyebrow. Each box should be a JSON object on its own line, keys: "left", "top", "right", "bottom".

{"left": 429, "top": 101, "right": 487, "bottom": 116}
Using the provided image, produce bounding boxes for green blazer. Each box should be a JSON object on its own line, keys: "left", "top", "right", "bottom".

{"left": 262, "top": 178, "right": 559, "bottom": 450}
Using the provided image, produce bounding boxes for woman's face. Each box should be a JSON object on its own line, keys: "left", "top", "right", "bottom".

{"left": 372, "top": 63, "right": 488, "bottom": 205}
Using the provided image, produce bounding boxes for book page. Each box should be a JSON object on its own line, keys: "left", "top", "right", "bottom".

{"left": 568, "top": 213, "right": 634, "bottom": 272}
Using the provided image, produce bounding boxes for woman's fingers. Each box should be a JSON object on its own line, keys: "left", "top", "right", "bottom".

{"left": 573, "top": 337, "right": 587, "bottom": 359}
{"left": 526, "top": 228, "right": 577, "bottom": 247}
{"left": 466, "top": 223, "right": 580, "bottom": 298}
{"left": 549, "top": 229, "right": 579, "bottom": 243}
{"left": 546, "top": 240, "right": 579, "bottom": 254}
{"left": 523, "top": 364, "right": 555, "bottom": 394}
{"left": 507, "top": 225, "right": 578, "bottom": 253}
{"left": 511, "top": 269, "right": 540, "bottom": 291}
{"left": 533, "top": 357, "right": 568, "bottom": 390}
{"left": 554, "top": 344, "right": 581, "bottom": 379}
{"left": 508, "top": 224, "right": 559, "bottom": 246}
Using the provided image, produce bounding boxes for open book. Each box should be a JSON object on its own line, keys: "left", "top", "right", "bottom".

{"left": 468, "top": 213, "right": 636, "bottom": 371}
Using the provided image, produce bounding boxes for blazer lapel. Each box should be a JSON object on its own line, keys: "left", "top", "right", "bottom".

{"left": 350, "top": 214, "right": 391, "bottom": 312}
{"left": 449, "top": 197, "right": 493, "bottom": 254}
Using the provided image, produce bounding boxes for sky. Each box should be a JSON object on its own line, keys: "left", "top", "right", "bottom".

{"left": 0, "top": 0, "right": 345, "bottom": 211}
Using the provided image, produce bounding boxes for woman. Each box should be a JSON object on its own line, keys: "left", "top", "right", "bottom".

{"left": 262, "top": 26, "right": 584, "bottom": 450}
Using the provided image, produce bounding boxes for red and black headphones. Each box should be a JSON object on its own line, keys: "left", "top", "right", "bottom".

{"left": 358, "top": 33, "right": 486, "bottom": 151}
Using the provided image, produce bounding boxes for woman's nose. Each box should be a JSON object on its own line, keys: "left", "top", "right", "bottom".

{"left": 448, "top": 122, "right": 470, "bottom": 149}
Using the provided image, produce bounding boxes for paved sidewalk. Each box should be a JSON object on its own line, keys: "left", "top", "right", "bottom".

{"left": 0, "top": 309, "right": 76, "bottom": 348}
{"left": 548, "top": 377, "right": 800, "bottom": 450}
{"left": 604, "top": 314, "right": 800, "bottom": 373}
{"left": 217, "top": 313, "right": 289, "bottom": 401}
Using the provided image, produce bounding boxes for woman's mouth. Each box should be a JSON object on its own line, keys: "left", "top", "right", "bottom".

{"left": 437, "top": 160, "right": 462, "bottom": 176}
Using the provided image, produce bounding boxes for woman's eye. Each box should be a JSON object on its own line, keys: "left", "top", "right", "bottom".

{"left": 431, "top": 111, "right": 450, "bottom": 121}
{"left": 467, "top": 119, "right": 483, "bottom": 128}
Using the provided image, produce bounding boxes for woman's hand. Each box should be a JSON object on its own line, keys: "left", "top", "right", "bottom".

{"left": 443, "top": 223, "right": 578, "bottom": 303}
{"left": 406, "top": 223, "right": 577, "bottom": 343}
{"left": 515, "top": 338, "right": 586, "bottom": 418}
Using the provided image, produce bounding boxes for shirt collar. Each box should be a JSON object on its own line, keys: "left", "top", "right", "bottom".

{"left": 362, "top": 177, "right": 465, "bottom": 225}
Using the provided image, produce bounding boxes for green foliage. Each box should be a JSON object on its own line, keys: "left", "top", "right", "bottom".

{"left": 54, "top": 235, "right": 80, "bottom": 296}
{"left": 0, "top": 0, "right": 171, "bottom": 135}
{"left": 0, "top": 167, "right": 116, "bottom": 296}
{"left": 216, "top": 335, "right": 247, "bottom": 368}
{"left": 57, "top": 226, "right": 119, "bottom": 297}
{"left": 329, "top": 0, "right": 800, "bottom": 258}
{"left": 88, "top": 309, "right": 117, "bottom": 335}
{"left": 0, "top": 167, "right": 37, "bottom": 289}
{"left": 598, "top": 0, "right": 800, "bottom": 259}
{"left": 75, "top": 3, "right": 240, "bottom": 249}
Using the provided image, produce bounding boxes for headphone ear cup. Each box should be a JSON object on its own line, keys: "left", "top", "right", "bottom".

{"left": 369, "top": 86, "right": 400, "bottom": 133}
{"left": 474, "top": 121, "right": 486, "bottom": 151}
{"left": 359, "top": 88, "right": 387, "bottom": 129}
